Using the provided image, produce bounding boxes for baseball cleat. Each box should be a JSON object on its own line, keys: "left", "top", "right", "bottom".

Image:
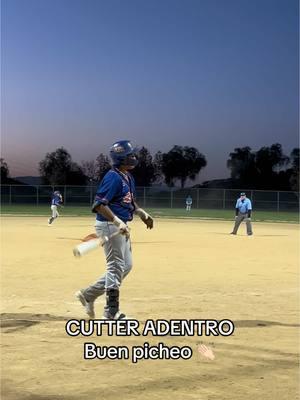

{"left": 230, "top": 232, "right": 236, "bottom": 235}
{"left": 102, "top": 311, "right": 128, "bottom": 320}
{"left": 75, "top": 290, "right": 95, "bottom": 319}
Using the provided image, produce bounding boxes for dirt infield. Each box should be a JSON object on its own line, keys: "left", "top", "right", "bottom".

{"left": 1, "top": 216, "right": 299, "bottom": 400}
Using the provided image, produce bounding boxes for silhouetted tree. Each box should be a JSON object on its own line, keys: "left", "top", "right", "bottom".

{"left": 95, "top": 153, "right": 111, "bottom": 181}
{"left": 82, "top": 154, "right": 111, "bottom": 183}
{"left": 227, "top": 147, "right": 257, "bottom": 187}
{"left": 255, "top": 143, "right": 289, "bottom": 189}
{"left": 227, "top": 144, "right": 290, "bottom": 189}
{"left": 67, "top": 162, "right": 87, "bottom": 185}
{"left": 81, "top": 160, "right": 98, "bottom": 182}
{"left": 39, "top": 147, "right": 86, "bottom": 185}
{"left": 153, "top": 151, "right": 164, "bottom": 184}
{"left": 132, "top": 147, "right": 156, "bottom": 186}
{"left": 289, "top": 148, "right": 299, "bottom": 192}
{"left": 1, "top": 158, "right": 10, "bottom": 183}
{"left": 161, "top": 146, "right": 207, "bottom": 188}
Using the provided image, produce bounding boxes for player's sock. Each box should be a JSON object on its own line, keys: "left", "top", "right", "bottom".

{"left": 104, "top": 288, "right": 120, "bottom": 319}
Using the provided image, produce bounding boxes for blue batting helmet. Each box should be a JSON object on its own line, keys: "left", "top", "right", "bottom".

{"left": 54, "top": 191, "right": 61, "bottom": 195}
{"left": 109, "top": 140, "right": 138, "bottom": 167}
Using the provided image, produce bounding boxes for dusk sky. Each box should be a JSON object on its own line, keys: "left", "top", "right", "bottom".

{"left": 1, "top": 0, "right": 298, "bottom": 182}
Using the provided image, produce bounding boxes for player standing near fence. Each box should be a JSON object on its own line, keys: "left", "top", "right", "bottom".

{"left": 75, "top": 140, "right": 154, "bottom": 320}
{"left": 48, "top": 190, "right": 63, "bottom": 225}
{"left": 186, "top": 195, "right": 192, "bottom": 211}
{"left": 230, "top": 192, "right": 253, "bottom": 235}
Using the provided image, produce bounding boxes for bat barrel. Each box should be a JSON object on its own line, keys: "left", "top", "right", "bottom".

{"left": 73, "top": 239, "right": 101, "bottom": 257}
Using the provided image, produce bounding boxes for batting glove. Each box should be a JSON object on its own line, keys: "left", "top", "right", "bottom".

{"left": 112, "top": 216, "right": 130, "bottom": 236}
{"left": 135, "top": 208, "right": 154, "bottom": 229}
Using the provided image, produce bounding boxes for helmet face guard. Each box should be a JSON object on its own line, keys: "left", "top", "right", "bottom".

{"left": 110, "top": 140, "right": 138, "bottom": 167}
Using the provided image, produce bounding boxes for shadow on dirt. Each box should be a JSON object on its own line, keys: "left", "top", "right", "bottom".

{"left": 0, "top": 313, "right": 67, "bottom": 333}
{"left": 234, "top": 320, "right": 300, "bottom": 328}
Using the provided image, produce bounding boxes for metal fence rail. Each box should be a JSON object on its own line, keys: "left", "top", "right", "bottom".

{"left": 1, "top": 185, "right": 299, "bottom": 211}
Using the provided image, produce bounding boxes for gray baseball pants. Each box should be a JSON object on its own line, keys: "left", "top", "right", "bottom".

{"left": 232, "top": 212, "right": 253, "bottom": 235}
{"left": 83, "top": 221, "right": 132, "bottom": 302}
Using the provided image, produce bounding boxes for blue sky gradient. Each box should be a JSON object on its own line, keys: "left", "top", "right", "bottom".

{"left": 2, "top": 0, "right": 298, "bottom": 181}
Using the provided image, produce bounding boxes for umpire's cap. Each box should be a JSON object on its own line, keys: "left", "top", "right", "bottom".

{"left": 240, "top": 192, "right": 246, "bottom": 196}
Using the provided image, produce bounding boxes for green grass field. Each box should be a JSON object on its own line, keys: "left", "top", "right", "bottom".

{"left": 1, "top": 204, "right": 298, "bottom": 223}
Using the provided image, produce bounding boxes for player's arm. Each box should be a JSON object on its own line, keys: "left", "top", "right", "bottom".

{"left": 91, "top": 175, "right": 129, "bottom": 235}
{"left": 133, "top": 201, "right": 154, "bottom": 229}
{"left": 235, "top": 200, "right": 239, "bottom": 218}
{"left": 92, "top": 203, "right": 129, "bottom": 235}
{"left": 247, "top": 200, "right": 252, "bottom": 219}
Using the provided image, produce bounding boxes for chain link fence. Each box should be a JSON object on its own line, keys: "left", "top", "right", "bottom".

{"left": 0, "top": 185, "right": 298, "bottom": 211}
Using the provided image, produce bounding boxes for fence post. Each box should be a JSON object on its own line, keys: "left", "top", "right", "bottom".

{"left": 36, "top": 186, "right": 39, "bottom": 205}
{"left": 250, "top": 190, "right": 254, "bottom": 205}
{"left": 170, "top": 189, "right": 173, "bottom": 208}
{"left": 223, "top": 189, "right": 226, "bottom": 209}
{"left": 196, "top": 189, "right": 199, "bottom": 209}
{"left": 143, "top": 187, "right": 146, "bottom": 207}
{"left": 277, "top": 191, "right": 280, "bottom": 212}
{"left": 64, "top": 186, "right": 67, "bottom": 205}
{"left": 9, "top": 185, "right": 12, "bottom": 205}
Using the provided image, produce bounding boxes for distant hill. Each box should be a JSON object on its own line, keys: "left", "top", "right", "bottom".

{"left": 1, "top": 177, "right": 25, "bottom": 185}
{"left": 193, "top": 178, "right": 236, "bottom": 189}
{"left": 14, "top": 176, "right": 43, "bottom": 186}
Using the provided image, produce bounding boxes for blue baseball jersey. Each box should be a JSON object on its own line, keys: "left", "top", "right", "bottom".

{"left": 51, "top": 194, "right": 62, "bottom": 206}
{"left": 186, "top": 197, "right": 192, "bottom": 205}
{"left": 236, "top": 198, "right": 252, "bottom": 213}
{"left": 93, "top": 169, "right": 136, "bottom": 223}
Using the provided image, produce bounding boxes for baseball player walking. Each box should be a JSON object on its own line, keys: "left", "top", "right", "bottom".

{"left": 76, "top": 140, "right": 154, "bottom": 320}
{"left": 48, "top": 190, "right": 63, "bottom": 225}
{"left": 185, "top": 195, "right": 192, "bottom": 211}
{"left": 230, "top": 192, "right": 253, "bottom": 235}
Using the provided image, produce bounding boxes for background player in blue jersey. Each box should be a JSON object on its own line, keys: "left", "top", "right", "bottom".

{"left": 186, "top": 195, "right": 192, "bottom": 211}
{"left": 76, "top": 140, "right": 154, "bottom": 320}
{"left": 230, "top": 192, "right": 253, "bottom": 235}
{"left": 48, "top": 190, "right": 63, "bottom": 225}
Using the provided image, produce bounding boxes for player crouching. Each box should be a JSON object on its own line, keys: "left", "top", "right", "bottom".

{"left": 48, "top": 190, "right": 63, "bottom": 225}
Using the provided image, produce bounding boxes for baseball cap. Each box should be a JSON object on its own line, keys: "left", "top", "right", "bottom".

{"left": 240, "top": 192, "right": 246, "bottom": 196}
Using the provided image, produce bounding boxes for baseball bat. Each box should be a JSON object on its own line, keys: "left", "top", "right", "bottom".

{"left": 73, "top": 231, "right": 120, "bottom": 258}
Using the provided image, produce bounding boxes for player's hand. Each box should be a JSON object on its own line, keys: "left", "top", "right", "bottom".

{"left": 141, "top": 214, "right": 154, "bottom": 229}
{"left": 113, "top": 216, "right": 130, "bottom": 236}
{"left": 135, "top": 208, "right": 154, "bottom": 229}
{"left": 246, "top": 217, "right": 251, "bottom": 221}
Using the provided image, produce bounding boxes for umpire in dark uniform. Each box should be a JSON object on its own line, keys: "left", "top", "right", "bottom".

{"left": 230, "top": 192, "right": 253, "bottom": 235}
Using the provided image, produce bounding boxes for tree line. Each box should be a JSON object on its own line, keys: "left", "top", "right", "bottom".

{"left": 1, "top": 143, "right": 299, "bottom": 191}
